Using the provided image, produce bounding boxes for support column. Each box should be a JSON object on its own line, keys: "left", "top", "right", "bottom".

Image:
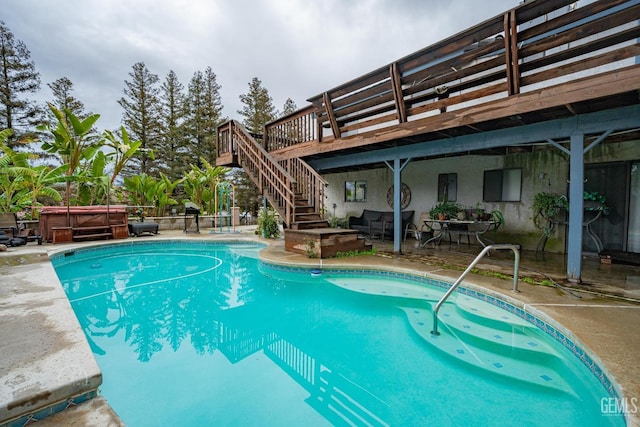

{"left": 567, "top": 132, "right": 585, "bottom": 282}
{"left": 385, "top": 158, "right": 411, "bottom": 253}
{"left": 393, "top": 158, "right": 402, "bottom": 253}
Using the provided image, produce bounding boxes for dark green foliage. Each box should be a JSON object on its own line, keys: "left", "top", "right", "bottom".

{"left": 118, "top": 62, "right": 162, "bottom": 177}
{"left": 158, "top": 70, "right": 189, "bottom": 181}
{"left": 184, "top": 67, "right": 224, "bottom": 167}
{"left": 0, "top": 21, "right": 42, "bottom": 148}
{"left": 238, "top": 77, "right": 277, "bottom": 134}
{"left": 256, "top": 208, "right": 280, "bottom": 238}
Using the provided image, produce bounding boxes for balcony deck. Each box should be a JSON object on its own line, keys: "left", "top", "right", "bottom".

{"left": 217, "top": 0, "right": 640, "bottom": 169}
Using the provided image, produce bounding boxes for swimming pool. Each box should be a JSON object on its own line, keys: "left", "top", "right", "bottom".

{"left": 52, "top": 240, "right": 625, "bottom": 426}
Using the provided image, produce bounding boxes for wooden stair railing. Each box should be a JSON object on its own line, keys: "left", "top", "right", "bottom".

{"left": 279, "top": 158, "right": 328, "bottom": 229}
{"left": 222, "top": 120, "right": 296, "bottom": 228}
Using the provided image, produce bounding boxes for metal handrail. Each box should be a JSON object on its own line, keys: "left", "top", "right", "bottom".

{"left": 431, "top": 244, "right": 520, "bottom": 336}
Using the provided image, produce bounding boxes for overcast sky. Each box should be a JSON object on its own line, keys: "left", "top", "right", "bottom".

{"left": 4, "top": 0, "right": 520, "bottom": 132}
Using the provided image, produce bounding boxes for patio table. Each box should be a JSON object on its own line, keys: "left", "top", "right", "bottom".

{"left": 420, "top": 219, "right": 498, "bottom": 248}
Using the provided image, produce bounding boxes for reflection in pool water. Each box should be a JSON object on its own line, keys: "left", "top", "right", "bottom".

{"left": 52, "top": 241, "right": 625, "bottom": 427}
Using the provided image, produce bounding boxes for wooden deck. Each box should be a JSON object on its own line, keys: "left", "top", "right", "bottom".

{"left": 217, "top": 0, "right": 640, "bottom": 169}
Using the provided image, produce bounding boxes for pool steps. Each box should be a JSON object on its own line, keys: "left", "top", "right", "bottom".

{"left": 439, "top": 303, "right": 564, "bottom": 365}
{"left": 399, "top": 306, "right": 575, "bottom": 395}
{"left": 324, "top": 276, "right": 576, "bottom": 395}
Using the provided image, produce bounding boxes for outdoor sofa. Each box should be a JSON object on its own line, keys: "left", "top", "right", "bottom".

{"left": 348, "top": 209, "right": 414, "bottom": 240}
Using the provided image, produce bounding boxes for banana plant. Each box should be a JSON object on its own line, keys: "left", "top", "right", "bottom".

{"left": 123, "top": 174, "right": 157, "bottom": 208}
{"left": 38, "top": 103, "right": 102, "bottom": 208}
{"left": 182, "top": 158, "right": 229, "bottom": 213}
{"left": 77, "top": 150, "right": 109, "bottom": 206}
{"left": 102, "top": 127, "right": 145, "bottom": 185}
{"left": 19, "top": 164, "right": 67, "bottom": 217}
{"left": 155, "top": 173, "right": 181, "bottom": 217}
{"left": 0, "top": 129, "right": 53, "bottom": 214}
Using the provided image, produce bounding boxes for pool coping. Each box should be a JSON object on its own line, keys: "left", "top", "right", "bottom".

{"left": 0, "top": 252, "right": 103, "bottom": 426}
{"left": 1, "top": 235, "right": 638, "bottom": 426}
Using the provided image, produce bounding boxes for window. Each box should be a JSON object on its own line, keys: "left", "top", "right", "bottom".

{"left": 345, "top": 180, "right": 367, "bottom": 202}
{"left": 483, "top": 168, "right": 522, "bottom": 202}
{"left": 437, "top": 173, "right": 457, "bottom": 202}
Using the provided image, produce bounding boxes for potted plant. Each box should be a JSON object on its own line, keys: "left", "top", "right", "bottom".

{"left": 429, "top": 201, "right": 460, "bottom": 220}
{"left": 532, "top": 192, "right": 569, "bottom": 236}
{"left": 471, "top": 202, "right": 485, "bottom": 220}
{"left": 583, "top": 191, "right": 608, "bottom": 214}
{"left": 256, "top": 208, "right": 280, "bottom": 238}
{"left": 490, "top": 209, "right": 505, "bottom": 230}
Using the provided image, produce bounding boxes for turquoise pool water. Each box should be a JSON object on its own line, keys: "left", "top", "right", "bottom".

{"left": 52, "top": 241, "right": 625, "bottom": 426}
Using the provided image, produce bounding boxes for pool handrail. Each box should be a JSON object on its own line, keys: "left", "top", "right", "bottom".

{"left": 431, "top": 244, "right": 520, "bottom": 336}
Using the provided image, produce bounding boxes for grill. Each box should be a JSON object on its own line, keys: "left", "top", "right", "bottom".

{"left": 184, "top": 202, "right": 200, "bottom": 233}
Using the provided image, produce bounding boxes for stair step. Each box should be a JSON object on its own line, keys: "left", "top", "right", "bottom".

{"left": 295, "top": 213, "right": 322, "bottom": 221}
{"left": 291, "top": 220, "right": 330, "bottom": 230}
{"left": 454, "top": 295, "right": 534, "bottom": 332}
{"left": 295, "top": 205, "right": 315, "bottom": 213}
{"left": 325, "top": 276, "right": 444, "bottom": 301}
{"left": 399, "top": 306, "right": 575, "bottom": 395}
{"left": 328, "top": 233, "right": 358, "bottom": 244}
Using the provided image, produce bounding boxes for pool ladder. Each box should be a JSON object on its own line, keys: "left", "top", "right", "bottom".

{"left": 431, "top": 244, "right": 521, "bottom": 336}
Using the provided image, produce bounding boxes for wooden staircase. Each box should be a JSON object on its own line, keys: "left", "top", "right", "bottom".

{"left": 217, "top": 120, "right": 371, "bottom": 257}
{"left": 291, "top": 192, "right": 327, "bottom": 229}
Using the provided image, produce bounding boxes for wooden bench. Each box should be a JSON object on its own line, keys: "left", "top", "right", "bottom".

{"left": 72, "top": 226, "right": 113, "bottom": 241}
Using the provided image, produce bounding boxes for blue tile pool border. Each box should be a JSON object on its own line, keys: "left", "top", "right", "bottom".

{"left": 50, "top": 239, "right": 265, "bottom": 267}
{"left": 259, "top": 261, "right": 621, "bottom": 400}
{"left": 0, "top": 389, "right": 98, "bottom": 427}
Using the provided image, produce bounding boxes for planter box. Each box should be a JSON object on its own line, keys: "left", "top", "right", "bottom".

{"left": 52, "top": 227, "right": 73, "bottom": 244}
{"left": 111, "top": 224, "right": 129, "bottom": 239}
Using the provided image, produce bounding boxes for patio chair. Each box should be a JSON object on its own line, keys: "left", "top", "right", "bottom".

{"left": 0, "top": 229, "right": 27, "bottom": 247}
{"left": 0, "top": 230, "right": 10, "bottom": 246}
{"left": 403, "top": 212, "right": 433, "bottom": 242}
{"left": 0, "top": 212, "right": 43, "bottom": 245}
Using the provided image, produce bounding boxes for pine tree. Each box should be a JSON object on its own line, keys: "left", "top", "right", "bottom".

{"left": 48, "top": 77, "right": 86, "bottom": 117}
{"left": 46, "top": 77, "right": 89, "bottom": 127}
{"left": 118, "top": 62, "right": 162, "bottom": 177}
{"left": 238, "top": 77, "right": 277, "bottom": 135}
{"left": 202, "top": 67, "right": 224, "bottom": 161}
{"left": 0, "top": 21, "right": 42, "bottom": 148}
{"left": 158, "top": 70, "right": 188, "bottom": 181}
{"left": 184, "top": 67, "right": 224, "bottom": 167}
{"left": 281, "top": 98, "right": 297, "bottom": 116}
{"left": 237, "top": 77, "right": 278, "bottom": 213}
{"left": 39, "top": 77, "right": 92, "bottom": 163}
{"left": 280, "top": 97, "right": 300, "bottom": 147}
